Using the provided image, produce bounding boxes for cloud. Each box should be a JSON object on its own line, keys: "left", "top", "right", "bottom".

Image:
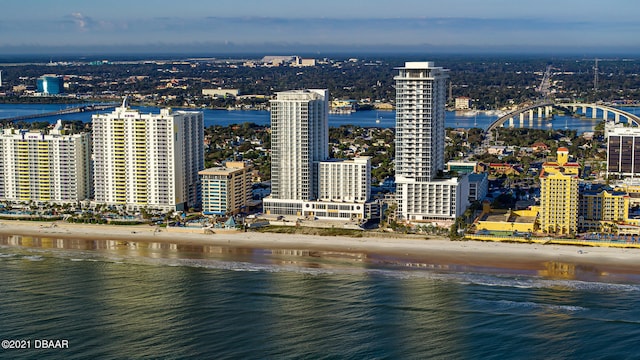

{"left": 68, "top": 12, "right": 120, "bottom": 32}
{"left": 71, "top": 12, "right": 92, "bottom": 31}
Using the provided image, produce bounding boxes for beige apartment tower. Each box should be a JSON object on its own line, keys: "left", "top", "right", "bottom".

{"left": 91, "top": 100, "right": 204, "bottom": 212}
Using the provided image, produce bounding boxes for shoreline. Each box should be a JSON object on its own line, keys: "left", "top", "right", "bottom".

{"left": 1, "top": 220, "right": 640, "bottom": 276}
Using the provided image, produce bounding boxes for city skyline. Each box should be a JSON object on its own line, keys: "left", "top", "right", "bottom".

{"left": 2, "top": 0, "right": 640, "bottom": 55}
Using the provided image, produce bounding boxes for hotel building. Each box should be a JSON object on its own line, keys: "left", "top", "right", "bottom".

{"left": 92, "top": 100, "right": 204, "bottom": 212}
{"left": 578, "top": 184, "right": 629, "bottom": 232}
{"left": 263, "top": 89, "right": 377, "bottom": 220}
{"left": 0, "top": 119, "right": 92, "bottom": 203}
{"left": 200, "top": 161, "right": 253, "bottom": 216}
{"left": 539, "top": 148, "right": 579, "bottom": 234}
{"left": 394, "top": 61, "right": 469, "bottom": 224}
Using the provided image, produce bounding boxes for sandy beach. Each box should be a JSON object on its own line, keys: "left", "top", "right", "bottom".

{"left": 1, "top": 220, "right": 640, "bottom": 274}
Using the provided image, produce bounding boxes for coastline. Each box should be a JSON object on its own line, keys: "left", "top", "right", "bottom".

{"left": 1, "top": 220, "right": 640, "bottom": 276}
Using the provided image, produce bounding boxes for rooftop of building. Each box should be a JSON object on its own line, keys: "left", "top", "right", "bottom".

{"left": 468, "top": 173, "right": 488, "bottom": 182}
{"left": 447, "top": 160, "right": 477, "bottom": 165}
{"left": 542, "top": 161, "right": 580, "bottom": 167}
{"left": 606, "top": 126, "right": 640, "bottom": 135}
{"left": 1, "top": 120, "right": 88, "bottom": 137}
{"left": 539, "top": 168, "right": 580, "bottom": 178}
{"left": 480, "top": 210, "right": 536, "bottom": 224}
{"left": 404, "top": 61, "right": 434, "bottom": 68}
{"left": 199, "top": 164, "right": 249, "bottom": 176}
{"left": 273, "top": 89, "right": 327, "bottom": 101}
{"left": 581, "top": 189, "right": 629, "bottom": 197}
{"left": 321, "top": 156, "right": 370, "bottom": 164}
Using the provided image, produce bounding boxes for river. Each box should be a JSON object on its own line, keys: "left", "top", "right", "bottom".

{"left": 3, "top": 103, "right": 638, "bottom": 133}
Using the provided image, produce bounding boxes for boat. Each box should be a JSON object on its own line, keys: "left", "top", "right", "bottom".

{"left": 329, "top": 108, "right": 354, "bottom": 114}
{"left": 458, "top": 110, "right": 478, "bottom": 117}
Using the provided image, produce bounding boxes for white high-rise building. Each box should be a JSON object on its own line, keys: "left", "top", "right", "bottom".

{"left": 395, "top": 62, "right": 448, "bottom": 182}
{"left": 92, "top": 100, "right": 204, "bottom": 212}
{"left": 263, "top": 89, "right": 378, "bottom": 221}
{"left": 395, "top": 61, "right": 469, "bottom": 224}
{"left": 263, "top": 89, "right": 329, "bottom": 216}
{"left": 269, "top": 89, "right": 329, "bottom": 201}
{"left": 0, "top": 119, "right": 92, "bottom": 203}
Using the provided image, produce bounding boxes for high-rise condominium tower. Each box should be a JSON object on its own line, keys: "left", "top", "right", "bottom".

{"left": 269, "top": 89, "right": 329, "bottom": 201}
{"left": 395, "top": 62, "right": 469, "bottom": 223}
{"left": 0, "top": 119, "right": 92, "bottom": 203}
{"left": 92, "top": 100, "right": 203, "bottom": 211}
{"left": 263, "top": 89, "right": 378, "bottom": 220}
{"left": 395, "top": 61, "right": 448, "bottom": 182}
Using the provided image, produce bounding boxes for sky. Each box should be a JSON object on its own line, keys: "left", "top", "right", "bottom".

{"left": 2, "top": 0, "right": 640, "bottom": 55}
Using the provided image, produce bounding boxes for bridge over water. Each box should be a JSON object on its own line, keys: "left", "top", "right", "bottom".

{"left": 0, "top": 103, "right": 117, "bottom": 123}
{"left": 486, "top": 102, "right": 640, "bottom": 133}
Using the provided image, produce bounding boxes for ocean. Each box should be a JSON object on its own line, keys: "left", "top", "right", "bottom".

{"left": 1, "top": 236, "right": 640, "bottom": 359}
{"left": 2, "top": 103, "right": 635, "bottom": 133}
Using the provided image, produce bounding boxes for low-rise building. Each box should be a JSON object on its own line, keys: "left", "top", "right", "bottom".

{"left": 294, "top": 57, "right": 316, "bottom": 67}
{"left": 202, "top": 88, "right": 240, "bottom": 98}
{"left": 474, "top": 201, "right": 537, "bottom": 234}
{"left": 447, "top": 161, "right": 478, "bottom": 174}
{"left": 480, "top": 163, "right": 523, "bottom": 176}
{"left": 455, "top": 96, "right": 471, "bottom": 110}
{"left": 531, "top": 142, "right": 549, "bottom": 152}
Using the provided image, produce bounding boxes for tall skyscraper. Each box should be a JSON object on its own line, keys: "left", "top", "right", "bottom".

{"left": 92, "top": 100, "right": 204, "bottom": 212}
{"left": 263, "top": 89, "right": 377, "bottom": 220}
{"left": 268, "top": 89, "right": 329, "bottom": 201}
{"left": 395, "top": 62, "right": 448, "bottom": 182}
{"left": 394, "top": 61, "right": 469, "bottom": 223}
{"left": 0, "top": 120, "right": 92, "bottom": 203}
